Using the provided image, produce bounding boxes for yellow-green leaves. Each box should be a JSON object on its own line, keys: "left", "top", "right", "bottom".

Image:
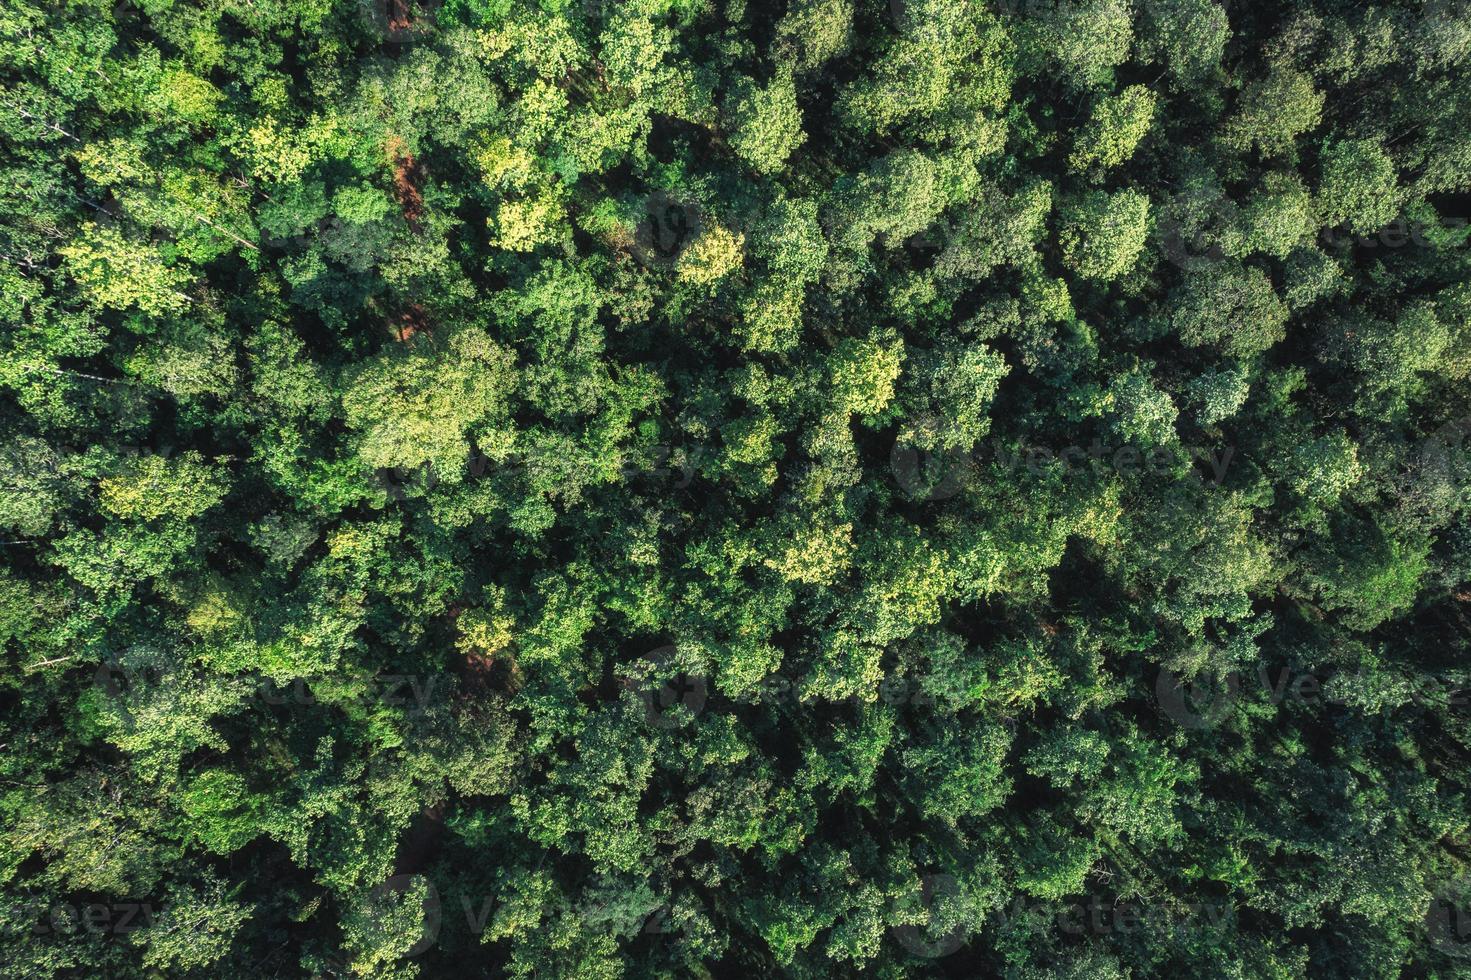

{"left": 1058, "top": 189, "right": 1150, "bottom": 281}
{"left": 775, "top": 0, "right": 854, "bottom": 71}
{"left": 837, "top": 0, "right": 1012, "bottom": 136}
{"left": 60, "top": 222, "right": 193, "bottom": 317}
{"left": 99, "top": 451, "right": 227, "bottom": 522}
{"left": 725, "top": 73, "right": 805, "bottom": 175}
{"left": 341, "top": 327, "right": 518, "bottom": 479}
{"left": 675, "top": 223, "right": 744, "bottom": 285}
{"left": 1027, "top": 0, "right": 1133, "bottom": 90}
{"left": 829, "top": 334, "right": 904, "bottom": 418}
{"left": 155, "top": 66, "right": 221, "bottom": 126}
{"left": 1069, "top": 85, "right": 1157, "bottom": 176}
{"left": 1221, "top": 68, "right": 1325, "bottom": 157}
{"left": 764, "top": 519, "right": 854, "bottom": 587}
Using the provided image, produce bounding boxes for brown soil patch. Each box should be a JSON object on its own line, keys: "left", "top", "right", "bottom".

{"left": 392, "top": 304, "right": 427, "bottom": 342}
{"left": 386, "top": 0, "right": 413, "bottom": 33}
{"left": 446, "top": 604, "right": 522, "bottom": 695}
{"left": 385, "top": 135, "right": 424, "bottom": 232}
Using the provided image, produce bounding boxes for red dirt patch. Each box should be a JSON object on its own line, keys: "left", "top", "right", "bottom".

{"left": 386, "top": 0, "right": 413, "bottom": 33}
{"left": 386, "top": 135, "right": 424, "bottom": 232}
{"left": 392, "top": 304, "right": 428, "bottom": 342}
{"left": 446, "top": 604, "right": 522, "bottom": 695}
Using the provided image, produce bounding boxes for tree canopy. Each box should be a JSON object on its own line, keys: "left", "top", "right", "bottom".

{"left": 2, "top": 0, "right": 1470, "bottom": 977}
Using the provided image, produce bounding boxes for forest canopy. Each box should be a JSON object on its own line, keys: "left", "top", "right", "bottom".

{"left": 2, "top": 0, "right": 1471, "bottom": 976}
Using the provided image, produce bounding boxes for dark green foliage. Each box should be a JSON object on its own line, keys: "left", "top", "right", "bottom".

{"left": 1, "top": 0, "right": 1470, "bottom": 977}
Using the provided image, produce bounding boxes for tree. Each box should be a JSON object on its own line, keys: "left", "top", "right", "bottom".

{"left": 1070, "top": 85, "right": 1158, "bottom": 176}
{"left": 1026, "top": 0, "right": 1134, "bottom": 90}
{"left": 1316, "top": 136, "right": 1401, "bottom": 234}
{"left": 725, "top": 72, "right": 805, "bottom": 175}
{"left": 1059, "top": 189, "right": 1150, "bottom": 281}
{"left": 1137, "top": 0, "right": 1229, "bottom": 85}
{"left": 4, "top": 0, "right": 1471, "bottom": 976}
{"left": 1221, "top": 68, "right": 1325, "bottom": 158}
{"left": 775, "top": 0, "right": 853, "bottom": 71}
{"left": 1170, "top": 263, "right": 1288, "bottom": 355}
{"left": 340, "top": 327, "right": 518, "bottom": 479}
{"left": 134, "top": 875, "right": 252, "bottom": 972}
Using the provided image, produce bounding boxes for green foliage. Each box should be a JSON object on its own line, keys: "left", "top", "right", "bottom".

{"left": 1137, "top": 0, "right": 1229, "bottom": 84}
{"left": 1222, "top": 68, "right": 1325, "bottom": 158}
{"left": 341, "top": 328, "right": 517, "bottom": 477}
{"left": 1026, "top": 0, "right": 1134, "bottom": 90}
{"left": 1059, "top": 189, "right": 1150, "bottom": 281}
{"left": 725, "top": 72, "right": 805, "bottom": 174}
{"left": 1317, "top": 136, "right": 1401, "bottom": 234}
{"left": 2, "top": 1, "right": 1469, "bottom": 977}
{"left": 1070, "top": 85, "right": 1158, "bottom": 176}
